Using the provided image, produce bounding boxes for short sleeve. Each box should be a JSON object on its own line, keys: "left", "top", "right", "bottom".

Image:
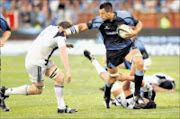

{"left": 116, "top": 10, "right": 139, "bottom": 26}
{"left": 0, "top": 19, "right": 11, "bottom": 32}
{"left": 86, "top": 16, "right": 103, "bottom": 29}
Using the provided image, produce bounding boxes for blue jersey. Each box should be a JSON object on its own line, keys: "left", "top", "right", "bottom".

{"left": 0, "top": 14, "right": 11, "bottom": 32}
{"left": 87, "top": 10, "right": 139, "bottom": 50}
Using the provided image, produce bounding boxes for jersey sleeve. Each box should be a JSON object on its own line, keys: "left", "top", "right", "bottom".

{"left": 86, "top": 16, "right": 103, "bottom": 29}
{"left": 53, "top": 32, "right": 66, "bottom": 48}
{"left": 116, "top": 10, "right": 139, "bottom": 26}
{"left": 0, "top": 17, "right": 11, "bottom": 32}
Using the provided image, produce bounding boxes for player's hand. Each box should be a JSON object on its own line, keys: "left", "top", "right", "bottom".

{"left": 66, "top": 43, "right": 74, "bottom": 48}
{"left": 123, "top": 29, "right": 138, "bottom": 39}
{"left": 66, "top": 72, "right": 71, "bottom": 84}
{"left": 0, "top": 41, "right": 5, "bottom": 47}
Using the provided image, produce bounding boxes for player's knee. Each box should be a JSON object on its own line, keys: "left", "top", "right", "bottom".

{"left": 144, "top": 58, "right": 152, "bottom": 71}
{"left": 48, "top": 67, "right": 64, "bottom": 84}
{"left": 54, "top": 73, "right": 65, "bottom": 85}
{"left": 109, "top": 72, "right": 119, "bottom": 81}
{"left": 30, "top": 84, "right": 44, "bottom": 94}
{"left": 133, "top": 57, "right": 144, "bottom": 70}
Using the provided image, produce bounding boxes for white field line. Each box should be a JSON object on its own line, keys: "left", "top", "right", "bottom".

{"left": 1, "top": 110, "right": 179, "bottom": 118}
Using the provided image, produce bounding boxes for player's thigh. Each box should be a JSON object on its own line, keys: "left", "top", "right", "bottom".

{"left": 122, "top": 81, "right": 131, "bottom": 91}
{"left": 125, "top": 48, "right": 141, "bottom": 62}
{"left": 26, "top": 64, "right": 46, "bottom": 83}
{"left": 118, "top": 63, "right": 127, "bottom": 69}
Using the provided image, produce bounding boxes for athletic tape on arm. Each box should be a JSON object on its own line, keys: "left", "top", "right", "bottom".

{"left": 65, "top": 25, "right": 79, "bottom": 35}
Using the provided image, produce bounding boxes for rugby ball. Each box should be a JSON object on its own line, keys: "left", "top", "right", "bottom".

{"left": 117, "top": 24, "right": 132, "bottom": 39}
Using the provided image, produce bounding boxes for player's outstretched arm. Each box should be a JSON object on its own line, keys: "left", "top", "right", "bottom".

{"left": 0, "top": 29, "right": 11, "bottom": 47}
{"left": 59, "top": 46, "right": 71, "bottom": 83}
{"left": 65, "top": 23, "right": 89, "bottom": 36}
{"left": 117, "top": 74, "right": 134, "bottom": 82}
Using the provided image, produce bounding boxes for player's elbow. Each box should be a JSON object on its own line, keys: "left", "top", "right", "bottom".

{"left": 138, "top": 21, "right": 143, "bottom": 28}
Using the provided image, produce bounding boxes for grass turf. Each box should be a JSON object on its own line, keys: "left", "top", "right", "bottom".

{"left": 0, "top": 56, "right": 179, "bottom": 119}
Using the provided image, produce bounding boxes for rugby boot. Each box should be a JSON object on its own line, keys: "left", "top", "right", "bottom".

{"left": 58, "top": 105, "right": 78, "bottom": 114}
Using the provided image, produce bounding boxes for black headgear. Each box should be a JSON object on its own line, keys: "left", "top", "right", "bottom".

{"left": 143, "top": 100, "right": 157, "bottom": 109}
{"left": 159, "top": 80, "right": 174, "bottom": 89}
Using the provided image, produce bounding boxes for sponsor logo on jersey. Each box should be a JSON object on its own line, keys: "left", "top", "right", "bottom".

{"left": 105, "top": 31, "right": 117, "bottom": 35}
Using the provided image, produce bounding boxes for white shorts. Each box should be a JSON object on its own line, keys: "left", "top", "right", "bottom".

{"left": 115, "top": 92, "right": 135, "bottom": 109}
{"left": 25, "top": 60, "right": 54, "bottom": 83}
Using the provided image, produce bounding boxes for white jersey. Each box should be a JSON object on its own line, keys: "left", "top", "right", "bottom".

{"left": 143, "top": 73, "right": 175, "bottom": 86}
{"left": 25, "top": 25, "right": 66, "bottom": 67}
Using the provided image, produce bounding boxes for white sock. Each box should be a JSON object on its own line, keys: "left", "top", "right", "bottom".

{"left": 54, "top": 85, "right": 66, "bottom": 109}
{"left": 5, "top": 85, "right": 29, "bottom": 96}
{"left": 92, "top": 59, "right": 106, "bottom": 75}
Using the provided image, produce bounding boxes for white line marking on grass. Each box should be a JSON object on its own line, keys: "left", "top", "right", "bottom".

{"left": 1, "top": 110, "right": 179, "bottom": 118}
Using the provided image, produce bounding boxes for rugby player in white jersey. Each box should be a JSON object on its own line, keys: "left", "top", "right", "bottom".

{"left": 0, "top": 21, "right": 78, "bottom": 113}
{"left": 84, "top": 50, "right": 156, "bottom": 109}
{"left": 143, "top": 73, "right": 175, "bottom": 92}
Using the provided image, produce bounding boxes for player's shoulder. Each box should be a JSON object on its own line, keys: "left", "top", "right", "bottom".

{"left": 0, "top": 14, "right": 7, "bottom": 23}
{"left": 115, "top": 10, "right": 132, "bottom": 18}
{"left": 54, "top": 32, "right": 65, "bottom": 38}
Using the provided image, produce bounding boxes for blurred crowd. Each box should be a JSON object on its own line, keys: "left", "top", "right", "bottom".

{"left": 0, "top": 0, "right": 179, "bottom": 29}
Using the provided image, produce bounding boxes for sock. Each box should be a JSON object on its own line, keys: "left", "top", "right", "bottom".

{"left": 5, "top": 85, "right": 29, "bottom": 96}
{"left": 104, "top": 81, "right": 113, "bottom": 99}
{"left": 92, "top": 59, "right": 106, "bottom": 75}
{"left": 54, "top": 85, "right": 66, "bottom": 109}
{"left": 134, "top": 69, "right": 144, "bottom": 96}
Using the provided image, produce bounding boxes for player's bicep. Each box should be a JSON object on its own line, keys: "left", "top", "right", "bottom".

{"left": 123, "top": 12, "right": 139, "bottom": 26}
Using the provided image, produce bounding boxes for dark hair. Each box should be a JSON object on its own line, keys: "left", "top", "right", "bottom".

{"left": 58, "top": 21, "right": 72, "bottom": 29}
{"left": 143, "top": 100, "right": 157, "bottom": 109}
{"left": 159, "top": 80, "right": 173, "bottom": 89}
{"left": 99, "top": 2, "right": 113, "bottom": 12}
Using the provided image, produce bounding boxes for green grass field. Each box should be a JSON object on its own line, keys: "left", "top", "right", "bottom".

{"left": 0, "top": 56, "right": 179, "bottom": 119}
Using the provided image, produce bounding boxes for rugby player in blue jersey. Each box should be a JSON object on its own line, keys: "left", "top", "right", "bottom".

{"left": 65, "top": 2, "right": 145, "bottom": 108}
{"left": 0, "top": 14, "right": 11, "bottom": 47}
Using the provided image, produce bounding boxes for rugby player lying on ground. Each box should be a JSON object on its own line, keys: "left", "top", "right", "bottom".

{"left": 84, "top": 50, "right": 156, "bottom": 109}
